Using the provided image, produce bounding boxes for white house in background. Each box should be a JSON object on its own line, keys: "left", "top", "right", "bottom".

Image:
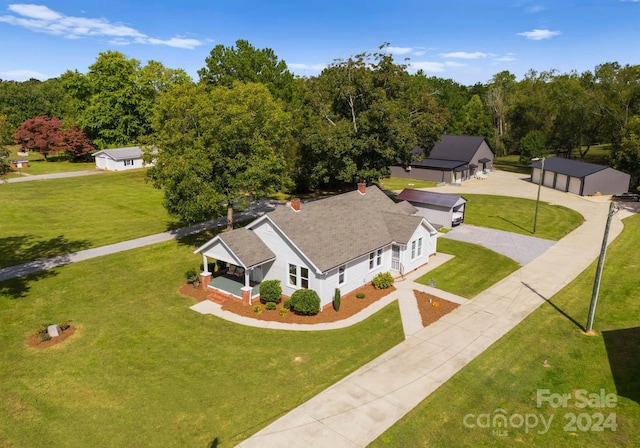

{"left": 194, "top": 184, "right": 439, "bottom": 309}
{"left": 92, "top": 146, "right": 155, "bottom": 171}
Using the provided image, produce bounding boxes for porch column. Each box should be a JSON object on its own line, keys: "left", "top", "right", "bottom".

{"left": 244, "top": 269, "right": 250, "bottom": 289}
{"left": 200, "top": 254, "right": 212, "bottom": 291}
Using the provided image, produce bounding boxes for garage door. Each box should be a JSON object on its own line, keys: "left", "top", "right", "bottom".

{"left": 555, "top": 174, "right": 568, "bottom": 191}
{"left": 568, "top": 176, "right": 582, "bottom": 195}
{"left": 543, "top": 171, "right": 555, "bottom": 188}
{"left": 531, "top": 168, "right": 541, "bottom": 184}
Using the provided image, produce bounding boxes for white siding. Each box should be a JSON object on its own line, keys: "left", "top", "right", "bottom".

{"left": 94, "top": 156, "right": 149, "bottom": 171}
{"left": 543, "top": 170, "right": 555, "bottom": 188}
{"left": 250, "top": 220, "right": 320, "bottom": 299}
{"left": 401, "top": 223, "right": 435, "bottom": 273}
{"left": 413, "top": 205, "right": 452, "bottom": 229}
{"left": 202, "top": 241, "right": 241, "bottom": 267}
{"left": 531, "top": 168, "right": 541, "bottom": 184}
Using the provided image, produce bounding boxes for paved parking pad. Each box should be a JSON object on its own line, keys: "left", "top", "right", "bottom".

{"left": 441, "top": 224, "right": 555, "bottom": 265}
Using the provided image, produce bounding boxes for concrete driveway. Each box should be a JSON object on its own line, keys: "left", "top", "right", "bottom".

{"left": 441, "top": 224, "right": 555, "bottom": 266}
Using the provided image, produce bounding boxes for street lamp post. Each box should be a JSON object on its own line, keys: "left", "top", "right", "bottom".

{"left": 531, "top": 157, "right": 545, "bottom": 234}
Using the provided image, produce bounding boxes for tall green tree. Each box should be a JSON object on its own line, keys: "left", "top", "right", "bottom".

{"left": 613, "top": 116, "right": 640, "bottom": 190}
{"left": 486, "top": 71, "right": 516, "bottom": 155}
{"left": 147, "top": 82, "right": 291, "bottom": 228}
{"left": 198, "top": 39, "right": 296, "bottom": 102}
{"left": 461, "top": 94, "right": 493, "bottom": 138}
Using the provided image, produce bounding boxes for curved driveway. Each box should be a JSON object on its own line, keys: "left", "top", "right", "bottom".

{"left": 237, "top": 171, "right": 627, "bottom": 448}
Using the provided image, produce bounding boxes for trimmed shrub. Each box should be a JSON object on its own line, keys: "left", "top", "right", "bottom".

{"left": 356, "top": 292, "right": 366, "bottom": 299}
{"left": 185, "top": 268, "right": 199, "bottom": 284}
{"left": 59, "top": 320, "right": 70, "bottom": 331}
{"left": 253, "top": 304, "right": 262, "bottom": 315}
{"left": 372, "top": 272, "right": 394, "bottom": 289}
{"left": 199, "top": 261, "right": 216, "bottom": 273}
{"left": 265, "top": 301, "right": 277, "bottom": 311}
{"left": 260, "top": 280, "right": 282, "bottom": 303}
{"left": 283, "top": 299, "right": 292, "bottom": 310}
{"left": 279, "top": 308, "right": 288, "bottom": 317}
{"left": 333, "top": 288, "right": 341, "bottom": 311}
{"left": 290, "top": 289, "right": 321, "bottom": 315}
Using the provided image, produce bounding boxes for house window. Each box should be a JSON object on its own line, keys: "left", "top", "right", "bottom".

{"left": 288, "top": 263, "right": 309, "bottom": 289}
{"left": 369, "top": 249, "right": 383, "bottom": 271}
{"left": 417, "top": 238, "right": 423, "bottom": 257}
{"left": 411, "top": 240, "right": 416, "bottom": 259}
{"left": 124, "top": 159, "right": 133, "bottom": 166}
{"left": 338, "top": 265, "right": 346, "bottom": 285}
{"left": 288, "top": 263, "right": 297, "bottom": 287}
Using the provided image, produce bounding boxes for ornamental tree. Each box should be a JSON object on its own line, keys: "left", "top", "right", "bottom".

{"left": 13, "top": 115, "right": 64, "bottom": 160}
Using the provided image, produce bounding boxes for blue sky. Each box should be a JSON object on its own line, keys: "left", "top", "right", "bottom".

{"left": 1, "top": 1, "right": 639, "bottom": 86}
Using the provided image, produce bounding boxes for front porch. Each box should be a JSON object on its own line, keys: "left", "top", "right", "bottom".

{"left": 208, "top": 274, "right": 260, "bottom": 300}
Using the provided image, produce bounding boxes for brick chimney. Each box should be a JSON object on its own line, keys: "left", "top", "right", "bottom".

{"left": 357, "top": 182, "right": 366, "bottom": 195}
{"left": 291, "top": 197, "right": 301, "bottom": 211}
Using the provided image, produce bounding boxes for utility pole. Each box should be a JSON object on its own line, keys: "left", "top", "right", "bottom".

{"left": 532, "top": 157, "right": 545, "bottom": 234}
{"left": 586, "top": 201, "right": 617, "bottom": 333}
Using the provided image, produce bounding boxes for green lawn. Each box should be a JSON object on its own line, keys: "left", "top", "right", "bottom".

{"left": 416, "top": 238, "right": 520, "bottom": 298}
{"left": 3, "top": 145, "right": 95, "bottom": 177}
{"left": 494, "top": 155, "right": 531, "bottom": 174}
{"left": 0, "top": 239, "right": 404, "bottom": 447}
{"left": 377, "top": 177, "right": 437, "bottom": 191}
{"left": 463, "top": 194, "right": 584, "bottom": 240}
{"left": 372, "top": 214, "right": 640, "bottom": 447}
{"left": 0, "top": 170, "right": 181, "bottom": 269}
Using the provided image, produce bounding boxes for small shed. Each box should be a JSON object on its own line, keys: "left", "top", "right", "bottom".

{"left": 9, "top": 159, "right": 28, "bottom": 169}
{"left": 530, "top": 157, "right": 630, "bottom": 196}
{"left": 397, "top": 189, "right": 467, "bottom": 229}
{"left": 92, "top": 146, "right": 155, "bottom": 171}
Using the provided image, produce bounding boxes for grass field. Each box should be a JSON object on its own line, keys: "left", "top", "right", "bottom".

{"left": 416, "top": 239, "right": 520, "bottom": 298}
{"left": 463, "top": 194, "right": 584, "bottom": 240}
{"left": 2, "top": 145, "right": 95, "bottom": 177}
{"left": 377, "top": 177, "right": 437, "bottom": 191}
{"left": 0, "top": 170, "right": 181, "bottom": 268}
{"left": 0, "top": 239, "right": 405, "bottom": 447}
{"left": 372, "top": 214, "right": 640, "bottom": 447}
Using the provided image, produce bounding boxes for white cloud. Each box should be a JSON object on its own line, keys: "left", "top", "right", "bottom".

{"left": 289, "top": 63, "right": 327, "bottom": 72}
{"left": 517, "top": 29, "right": 561, "bottom": 40}
{"left": 0, "top": 4, "right": 203, "bottom": 48}
{"left": 526, "top": 5, "right": 546, "bottom": 13}
{"left": 386, "top": 46, "right": 413, "bottom": 55}
{"left": 441, "top": 51, "right": 489, "bottom": 59}
{"left": 408, "top": 61, "right": 446, "bottom": 73}
{"left": 413, "top": 50, "right": 426, "bottom": 56}
{"left": 493, "top": 54, "right": 516, "bottom": 62}
{"left": 0, "top": 69, "right": 49, "bottom": 81}
{"left": 445, "top": 61, "right": 466, "bottom": 67}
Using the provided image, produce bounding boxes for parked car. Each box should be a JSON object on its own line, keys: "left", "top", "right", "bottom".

{"left": 612, "top": 192, "right": 640, "bottom": 202}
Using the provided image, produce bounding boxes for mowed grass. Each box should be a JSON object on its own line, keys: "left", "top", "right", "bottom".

{"left": 377, "top": 177, "right": 437, "bottom": 191}
{"left": 416, "top": 238, "right": 519, "bottom": 298}
{"left": 0, "top": 170, "right": 180, "bottom": 268}
{"left": 494, "top": 155, "right": 531, "bottom": 174}
{"left": 3, "top": 145, "right": 95, "bottom": 176}
{"left": 372, "top": 214, "right": 640, "bottom": 447}
{"left": 463, "top": 194, "right": 584, "bottom": 240}
{"left": 0, "top": 240, "right": 404, "bottom": 447}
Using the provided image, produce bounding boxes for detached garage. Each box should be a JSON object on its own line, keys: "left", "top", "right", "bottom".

{"left": 530, "top": 157, "right": 630, "bottom": 196}
{"left": 397, "top": 189, "right": 467, "bottom": 229}
{"left": 92, "top": 146, "right": 155, "bottom": 171}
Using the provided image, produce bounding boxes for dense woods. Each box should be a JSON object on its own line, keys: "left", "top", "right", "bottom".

{"left": 2, "top": 42, "right": 639, "bottom": 195}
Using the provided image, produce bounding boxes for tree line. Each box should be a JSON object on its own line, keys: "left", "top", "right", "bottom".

{"left": 1, "top": 40, "right": 639, "bottom": 222}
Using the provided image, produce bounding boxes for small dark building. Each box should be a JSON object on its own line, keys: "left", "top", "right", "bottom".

{"left": 530, "top": 157, "right": 630, "bottom": 196}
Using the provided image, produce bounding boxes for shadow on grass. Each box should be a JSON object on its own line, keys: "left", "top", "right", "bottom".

{"left": 207, "top": 437, "right": 220, "bottom": 448}
{"left": 0, "top": 235, "right": 91, "bottom": 270}
{"left": 0, "top": 235, "right": 91, "bottom": 299}
{"left": 521, "top": 281, "right": 585, "bottom": 331}
{"left": 602, "top": 327, "right": 640, "bottom": 404}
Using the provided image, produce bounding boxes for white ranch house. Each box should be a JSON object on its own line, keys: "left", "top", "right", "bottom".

{"left": 195, "top": 184, "right": 438, "bottom": 309}
{"left": 92, "top": 146, "right": 155, "bottom": 171}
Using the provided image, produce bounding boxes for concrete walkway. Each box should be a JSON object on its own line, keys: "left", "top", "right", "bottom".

{"left": 0, "top": 199, "right": 279, "bottom": 282}
{"left": 236, "top": 172, "right": 626, "bottom": 448}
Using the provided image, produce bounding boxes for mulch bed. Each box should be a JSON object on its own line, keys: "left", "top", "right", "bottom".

{"left": 179, "top": 283, "right": 396, "bottom": 324}
{"left": 414, "top": 290, "right": 460, "bottom": 327}
{"left": 26, "top": 326, "right": 77, "bottom": 349}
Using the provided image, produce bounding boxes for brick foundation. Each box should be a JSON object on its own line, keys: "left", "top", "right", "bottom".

{"left": 241, "top": 287, "right": 252, "bottom": 306}
{"left": 200, "top": 272, "right": 212, "bottom": 291}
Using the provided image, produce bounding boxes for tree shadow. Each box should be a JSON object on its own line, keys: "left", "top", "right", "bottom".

{"left": 521, "top": 281, "right": 585, "bottom": 331}
{"left": 0, "top": 234, "right": 91, "bottom": 269}
{"left": 207, "top": 437, "right": 220, "bottom": 448}
{"left": 602, "top": 327, "right": 640, "bottom": 404}
{"left": 0, "top": 234, "right": 91, "bottom": 299}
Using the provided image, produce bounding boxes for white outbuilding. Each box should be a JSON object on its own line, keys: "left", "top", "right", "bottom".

{"left": 397, "top": 189, "right": 467, "bottom": 229}
{"left": 92, "top": 146, "right": 155, "bottom": 171}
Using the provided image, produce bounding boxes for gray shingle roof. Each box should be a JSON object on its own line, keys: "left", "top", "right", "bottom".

{"left": 92, "top": 146, "right": 144, "bottom": 160}
{"left": 428, "top": 135, "right": 489, "bottom": 162}
{"left": 218, "top": 228, "right": 275, "bottom": 269}
{"left": 529, "top": 157, "right": 609, "bottom": 178}
{"left": 410, "top": 159, "right": 467, "bottom": 170}
{"left": 397, "top": 189, "right": 466, "bottom": 208}
{"left": 264, "top": 186, "right": 429, "bottom": 272}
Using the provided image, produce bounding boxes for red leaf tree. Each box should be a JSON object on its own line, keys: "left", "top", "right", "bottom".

{"left": 13, "top": 116, "right": 64, "bottom": 161}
